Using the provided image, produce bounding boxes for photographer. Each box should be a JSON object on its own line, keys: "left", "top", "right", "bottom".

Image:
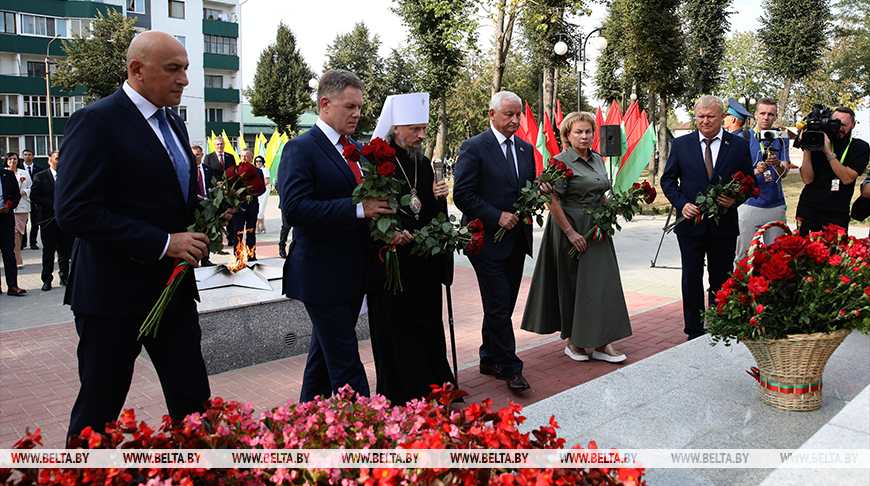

{"left": 797, "top": 106, "right": 869, "bottom": 235}
{"left": 735, "top": 97, "right": 790, "bottom": 258}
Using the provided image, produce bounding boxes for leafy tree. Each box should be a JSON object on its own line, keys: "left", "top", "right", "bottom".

{"left": 758, "top": 0, "right": 831, "bottom": 110}
{"left": 488, "top": 0, "right": 525, "bottom": 94}
{"left": 383, "top": 47, "right": 421, "bottom": 96}
{"left": 52, "top": 10, "right": 136, "bottom": 103}
{"left": 324, "top": 22, "right": 386, "bottom": 137}
{"left": 393, "top": 0, "right": 478, "bottom": 162}
{"left": 717, "top": 30, "right": 784, "bottom": 109}
{"left": 682, "top": 0, "right": 731, "bottom": 98}
{"left": 621, "top": 0, "right": 685, "bottom": 183}
{"left": 594, "top": 0, "right": 628, "bottom": 108}
{"left": 834, "top": 0, "right": 870, "bottom": 97}
{"left": 244, "top": 23, "right": 314, "bottom": 133}
{"left": 792, "top": 36, "right": 865, "bottom": 115}
{"left": 443, "top": 46, "right": 492, "bottom": 155}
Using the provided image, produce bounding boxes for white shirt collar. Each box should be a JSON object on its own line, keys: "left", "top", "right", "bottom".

{"left": 316, "top": 117, "right": 343, "bottom": 146}
{"left": 699, "top": 127, "right": 724, "bottom": 142}
{"left": 123, "top": 80, "right": 162, "bottom": 120}
{"left": 50, "top": 167, "right": 58, "bottom": 178}
{"left": 490, "top": 126, "right": 515, "bottom": 145}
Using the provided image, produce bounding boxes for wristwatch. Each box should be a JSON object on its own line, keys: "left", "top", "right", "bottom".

{"left": 826, "top": 153, "right": 837, "bottom": 161}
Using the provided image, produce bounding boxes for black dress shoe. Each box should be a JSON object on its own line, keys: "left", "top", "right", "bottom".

{"left": 278, "top": 247, "right": 287, "bottom": 258}
{"left": 42, "top": 283, "right": 51, "bottom": 291}
{"left": 59, "top": 279, "right": 68, "bottom": 286}
{"left": 7, "top": 287, "right": 26, "bottom": 296}
{"left": 30, "top": 245, "right": 40, "bottom": 250}
{"left": 479, "top": 364, "right": 508, "bottom": 380}
{"left": 505, "top": 373, "right": 531, "bottom": 393}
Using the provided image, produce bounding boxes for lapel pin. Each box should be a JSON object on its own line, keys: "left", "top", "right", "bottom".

{"left": 519, "top": 147, "right": 524, "bottom": 152}
{"left": 724, "top": 140, "right": 730, "bottom": 145}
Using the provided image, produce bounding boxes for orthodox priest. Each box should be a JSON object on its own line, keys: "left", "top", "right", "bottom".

{"left": 366, "top": 93, "right": 456, "bottom": 405}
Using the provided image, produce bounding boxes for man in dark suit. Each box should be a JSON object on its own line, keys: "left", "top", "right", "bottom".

{"left": 661, "top": 94, "right": 754, "bottom": 340}
{"left": 192, "top": 145, "right": 215, "bottom": 266}
{"left": 232, "top": 148, "right": 266, "bottom": 259}
{"left": 31, "top": 150, "right": 72, "bottom": 291}
{"left": 20, "top": 148, "right": 44, "bottom": 250}
{"left": 56, "top": 31, "right": 211, "bottom": 439}
{"left": 1, "top": 164, "right": 23, "bottom": 295}
{"left": 204, "top": 136, "right": 236, "bottom": 179}
{"left": 278, "top": 69, "right": 394, "bottom": 402}
{"left": 453, "top": 91, "right": 536, "bottom": 393}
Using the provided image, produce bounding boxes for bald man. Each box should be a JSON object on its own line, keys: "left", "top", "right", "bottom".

{"left": 57, "top": 31, "right": 211, "bottom": 441}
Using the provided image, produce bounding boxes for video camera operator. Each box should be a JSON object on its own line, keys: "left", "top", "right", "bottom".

{"left": 796, "top": 106, "right": 869, "bottom": 235}
{"left": 735, "top": 97, "right": 790, "bottom": 258}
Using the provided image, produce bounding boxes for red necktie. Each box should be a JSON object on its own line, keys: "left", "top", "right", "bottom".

{"left": 219, "top": 153, "right": 224, "bottom": 169}
{"left": 338, "top": 135, "right": 364, "bottom": 184}
{"left": 197, "top": 166, "right": 206, "bottom": 196}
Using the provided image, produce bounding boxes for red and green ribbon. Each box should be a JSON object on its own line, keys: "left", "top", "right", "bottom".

{"left": 747, "top": 367, "right": 822, "bottom": 394}
{"left": 692, "top": 215, "right": 702, "bottom": 226}
{"left": 379, "top": 244, "right": 397, "bottom": 272}
{"left": 592, "top": 226, "right": 603, "bottom": 243}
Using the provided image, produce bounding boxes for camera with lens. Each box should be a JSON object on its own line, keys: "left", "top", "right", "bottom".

{"left": 759, "top": 129, "right": 787, "bottom": 160}
{"left": 794, "top": 104, "right": 842, "bottom": 151}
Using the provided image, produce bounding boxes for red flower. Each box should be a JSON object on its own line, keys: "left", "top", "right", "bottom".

{"left": 775, "top": 235, "right": 808, "bottom": 257}
{"left": 5, "top": 201, "right": 11, "bottom": 208}
{"left": 738, "top": 184, "right": 751, "bottom": 194}
{"left": 840, "top": 276, "right": 851, "bottom": 284}
{"left": 641, "top": 181, "right": 652, "bottom": 190}
{"left": 733, "top": 171, "right": 745, "bottom": 181}
{"left": 553, "top": 161, "right": 568, "bottom": 172}
{"left": 760, "top": 252, "right": 794, "bottom": 281}
{"left": 748, "top": 276, "right": 770, "bottom": 294}
{"left": 466, "top": 232, "right": 484, "bottom": 255}
{"left": 632, "top": 182, "right": 641, "bottom": 190}
{"left": 829, "top": 254, "right": 843, "bottom": 265}
{"left": 756, "top": 304, "right": 764, "bottom": 313}
{"left": 237, "top": 162, "right": 257, "bottom": 182}
{"left": 807, "top": 241, "right": 831, "bottom": 263}
{"left": 343, "top": 144, "right": 361, "bottom": 162}
{"left": 361, "top": 143, "right": 376, "bottom": 159}
{"left": 20, "top": 176, "right": 25, "bottom": 182}
{"left": 378, "top": 161, "right": 395, "bottom": 177}
{"left": 751, "top": 186, "right": 761, "bottom": 198}
{"left": 564, "top": 169, "right": 574, "bottom": 179}
{"left": 224, "top": 164, "right": 239, "bottom": 184}
{"left": 823, "top": 224, "right": 847, "bottom": 243}
{"left": 750, "top": 317, "right": 759, "bottom": 326}
{"left": 848, "top": 240, "right": 868, "bottom": 259}
{"left": 467, "top": 218, "right": 484, "bottom": 233}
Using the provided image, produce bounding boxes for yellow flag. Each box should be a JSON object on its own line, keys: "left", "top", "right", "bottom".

{"left": 221, "top": 130, "right": 239, "bottom": 160}
{"left": 207, "top": 131, "right": 216, "bottom": 153}
{"left": 239, "top": 135, "right": 247, "bottom": 151}
{"left": 265, "top": 130, "right": 279, "bottom": 168}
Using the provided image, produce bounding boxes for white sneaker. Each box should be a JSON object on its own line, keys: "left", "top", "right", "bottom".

{"left": 564, "top": 345, "right": 589, "bottom": 362}
{"left": 592, "top": 343, "right": 627, "bottom": 363}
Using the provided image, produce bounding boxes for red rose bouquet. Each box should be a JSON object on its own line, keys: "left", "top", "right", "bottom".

{"left": 664, "top": 171, "right": 760, "bottom": 233}
{"left": 493, "top": 161, "right": 574, "bottom": 242}
{"left": 410, "top": 214, "right": 485, "bottom": 257}
{"left": 139, "top": 162, "right": 264, "bottom": 339}
{"left": 705, "top": 222, "right": 870, "bottom": 344}
{"left": 351, "top": 137, "right": 412, "bottom": 293}
{"left": 569, "top": 181, "right": 657, "bottom": 258}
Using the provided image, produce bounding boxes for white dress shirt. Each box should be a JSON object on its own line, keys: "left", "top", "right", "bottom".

{"left": 315, "top": 117, "right": 364, "bottom": 218}
{"left": 698, "top": 127, "right": 725, "bottom": 168}
{"left": 490, "top": 126, "right": 520, "bottom": 179}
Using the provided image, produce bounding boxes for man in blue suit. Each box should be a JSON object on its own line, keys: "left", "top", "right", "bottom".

{"left": 453, "top": 91, "right": 536, "bottom": 393}
{"left": 278, "top": 69, "right": 394, "bottom": 402}
{"left": 57, "top": 31, "right": 211, "bottom": 439}
{"left": 662, "top": 94, "right": 754, "bottom": 340}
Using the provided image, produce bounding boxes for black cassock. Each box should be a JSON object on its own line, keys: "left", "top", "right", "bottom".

{"left": 366, "top": 142, "right": 456, "bottom": 405}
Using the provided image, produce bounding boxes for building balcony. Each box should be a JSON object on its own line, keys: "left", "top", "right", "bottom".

{"left": 0, "top": 75, "right": 86, "bottom": 96}
{"left": 204, "top": 87, "right": 239, "bottom": 104}
{"left": 206, "top": 121, "right": 240, "bottom": 138}
{"left": 203, "top": 53, "right": 239, "bottom": 71}
{"left": 4, "top": 0, "right": 120, "bottom": 18}
{"left": 0, "top": 33, "right": 67, "bottom": 56}
{"left": 0, "top": 116, "right": 68, "bottom": 136}
{"left": 202, "top": 18, "right": 238, "bottom": 38}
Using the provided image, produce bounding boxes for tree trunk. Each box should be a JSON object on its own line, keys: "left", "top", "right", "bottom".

{"left": 491, "top": 0, "right": 515, "bottom": 96}
{"left": 778, "top": 77, "right": 792, "bottom": 114}
{"left": 655, "top": 93, "right": 670, "bottom": 185}
{"left": 543, "top": 66, "right": 555, "bottom": 122}
{"left": 554, "top": 67, "right": 561, "bottom": 114}
{"left": 433, "top": 94, "right": 448, "bottom": 163}
{"left": 647, "top": 92, "right": 659, "bottom": 185}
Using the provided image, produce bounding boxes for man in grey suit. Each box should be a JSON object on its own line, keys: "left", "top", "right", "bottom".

{"left": 453, "top": 91, "right": 536, "bottom": 393}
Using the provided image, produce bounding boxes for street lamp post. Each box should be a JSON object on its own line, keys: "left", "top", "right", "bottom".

{"left": 554, "top": 28, "right": 607, "bottom": 112}
{"left": 45, "top": 34, "right": 60, "bottom": 154}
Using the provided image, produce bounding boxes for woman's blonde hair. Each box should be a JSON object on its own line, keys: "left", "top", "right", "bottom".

{"left": 559, "top": 111, "right": 596, "bottom": 148}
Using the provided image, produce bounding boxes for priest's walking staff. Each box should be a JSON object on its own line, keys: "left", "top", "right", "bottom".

{"left": 434, "top": 159, "right": 459, "bottom": 387}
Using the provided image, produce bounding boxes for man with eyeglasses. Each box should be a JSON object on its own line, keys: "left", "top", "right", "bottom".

{"left": 734, "top": 97, "right": 790, "bottom": 258}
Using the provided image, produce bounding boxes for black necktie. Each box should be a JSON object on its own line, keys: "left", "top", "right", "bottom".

{"left": 504, "top": 139, "right": 517, "bottom": 182}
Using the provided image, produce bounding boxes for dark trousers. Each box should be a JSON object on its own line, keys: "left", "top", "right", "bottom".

{"left": 232, "top": 208, "right": 257, "bottom": 254}
{"left": 26, "top": 207, "right": 39, "bottom": 247}
{"left": 300, "top": 296, "right": 370, "bottom": 402}
{"left": 40, "top": 220, "right": 72, "bottom": 284}
{"left": 468, "top": 236, "right": 527, "bottom": 377}
{"left": 279, "top": 223, "right": 292, "bottom": 247}
{"left": 677, "top": 230, "right": 737, "bottom": 340}
{"left": 795, "top": 203, "right": 850, "bottom": 236}
{"left": 68, "top": 302, "right": 210, "bottom": 439}
{"left": 0, "top": 224, "right": 17, "bottom": 288}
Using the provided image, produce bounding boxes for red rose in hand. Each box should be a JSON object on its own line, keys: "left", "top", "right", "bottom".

{"left": 553, "top": 161, "right": 568, "bottom": 172}
{"left": 5, "top": 201, "right": 11, "bottom": 208}
{"left": 466, "top": 232, "right": 484, "bottom": 255}
{"left": 644, "top": 187, "right": 657, "bottom": 204}
{"left": 641, "top": 181, "right": 651, "bottom": 190}
{"left": 742, "top": 175, "right": 754, "bottom": 186}
{"left": 467, "top": 218, "right": 484, "bottom": 233}
{"left": 750, "top": 187, "right": 761, "bottom": 198}
{"left": 361, "top": 144, "right": 376, "bottom": 160}
{"left": 372, "top": 140, "right": 396, "bottom": 161}
{"left": 246, "top": 175, "right": 265, "bottom": 196}
{"left": 760, "top": 252, "right": 794, "bottom": 281}
{"left": 343, "top": 144, "right": 361, "bottom": 162}
{"left": 739, "top": 184, "right": 751, "bottom": 194}
{"left": 733, "top": 171, "right": 745, "bottom": 181}
{"left": 632, "top": 182, "right": 641, "bottom": 190}
{"left": 378, "top": 161, "right": 395, "bottom": 177}
{"left": 564, "top": 169, "right": 574, "bottom": 179}
{"left": 224, "top": 164, "right": 239, "bottom": 184}
{"left": 774, "top": 235, "right": 807, "bottom": 257}
{"left": 237, "top": 162, "right": 257, "bottom": 182}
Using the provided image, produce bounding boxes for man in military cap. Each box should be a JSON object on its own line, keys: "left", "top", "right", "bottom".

{"left": 723, "top": 97, "right": 753, "bottom": 136}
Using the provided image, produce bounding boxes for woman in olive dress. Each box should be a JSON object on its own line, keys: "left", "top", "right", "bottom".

{"left": 520, "top": 111, "right": 632, "bottom": 362}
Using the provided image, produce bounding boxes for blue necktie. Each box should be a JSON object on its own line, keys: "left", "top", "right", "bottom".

{"left": 153, "top": 108, "right": 190, "bottom": 202}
